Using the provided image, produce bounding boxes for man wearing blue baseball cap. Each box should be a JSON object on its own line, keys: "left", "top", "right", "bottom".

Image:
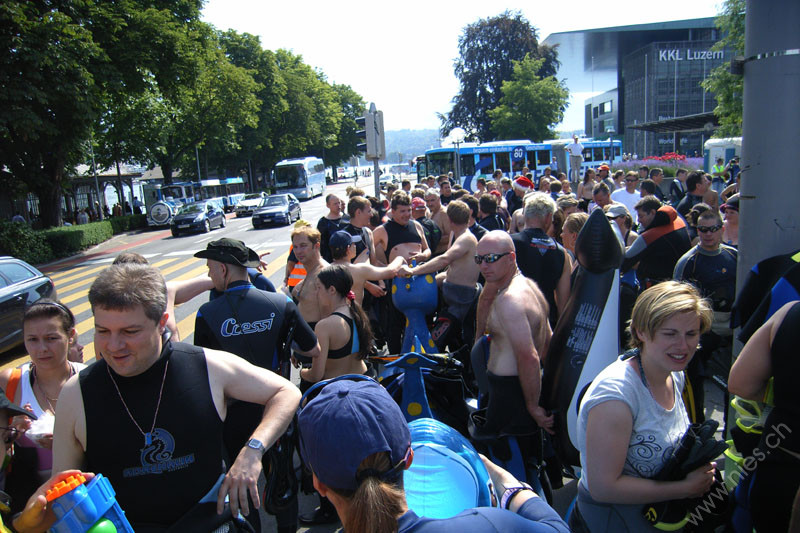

{"left": 297, "top": 379, "right": 569, "bottom": 532}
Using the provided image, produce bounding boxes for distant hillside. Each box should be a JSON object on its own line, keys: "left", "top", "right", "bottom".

{"left": 381, "top": 129, "right": 441, "bottom": 164}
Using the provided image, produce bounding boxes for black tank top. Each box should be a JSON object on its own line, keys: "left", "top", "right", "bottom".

{"left": 326, "top": 311, "right": 360, "bottom": 359}
{"left": 81, "top": 342, "right": 224, "bottom": 527}
{"left": 511, "top": 227, "right": 566, "bottom": 326}
{"left": 384, "top": 219, "right": 421, "bottom": 255}
{"left": 764, "top": 301, "right": 800, "bottom": 453}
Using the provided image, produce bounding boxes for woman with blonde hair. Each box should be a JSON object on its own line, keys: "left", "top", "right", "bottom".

{"left": 573, "top": 281, "right": 716, "bottom": 531}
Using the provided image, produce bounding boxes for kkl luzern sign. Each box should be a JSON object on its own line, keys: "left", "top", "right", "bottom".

{"left": 659, "top": 49, "right": 724, "bottom": 61}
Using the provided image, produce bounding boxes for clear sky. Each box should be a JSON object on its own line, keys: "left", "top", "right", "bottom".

{"left": 202, "top": 0, "right": 722, "bottom": 132}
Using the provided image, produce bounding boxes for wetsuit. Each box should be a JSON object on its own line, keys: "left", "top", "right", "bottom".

{"left": 676, "top": 192, "right": 704, "bottom": 219}
{"left": 478, "top": 214, "right": 504, "bottom": 232}
{"left": 673, "top": 244, "right": 738, "bottom": 422}
{"left": 623, "top": 206, "right": 691, "bottom": 288}
{"left": 194, "top": 281, "right": 317, "bottom": 532}
{"left": 511, "top": 227, "right": 567, "bottom": 327}
{"left": 81, "top": 341, "right": 224, "bottom": 528}
{"left": 748, "top": 302, "right": 800, "bottom": 532}
{"left": 209, "top": 269, "right": 275, "bottom": 300}
{"left": 508, "top": 192, "right": 523, "bottom": 216}
{"left": 342, "top": 223, "right": 372, "bottom": 261}
{"left": 415, "top": 215, "right": 442, "bottom": 253}
{"left": 383, "top": 219, "right": 422, "bottom": 257}
{"left": 669, "top": 179, "right": 687, "bottom": 206}
{"left": 382, "top": 219, "right": 422, "bottom": 354}
{"left": 317, "top": 214, "right": 349, "bottom": 262}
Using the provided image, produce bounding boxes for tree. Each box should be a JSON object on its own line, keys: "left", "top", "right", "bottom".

{"left": 135, "top": 27, "right": 261, "bottom": 183}
{"left": 702, "top": 0, "right": 745, "bottom": 137}
{"left": 320, "top": 84, "right": 365, "bottom": 175}
{"left": 440, "top": 11, "right": 559, "bottom": 142}
{"left": 487, "top": 55, "right": 569, "bottom": 142}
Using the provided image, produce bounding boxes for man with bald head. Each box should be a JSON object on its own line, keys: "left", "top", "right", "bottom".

{"left": 473, "top": 231, "right": 554, "bottom": 439}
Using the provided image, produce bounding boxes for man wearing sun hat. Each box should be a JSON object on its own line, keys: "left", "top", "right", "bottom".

{"left": 297, "top": 377, "right": 569, "bottom": 532}
{"left": 193, "top": 238, "right": 318, "bottom": 533}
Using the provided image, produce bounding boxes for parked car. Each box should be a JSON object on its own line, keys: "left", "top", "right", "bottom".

{"left": 170, "top": 199, "right": 226, "bottom": 236}
{"left": 235, "top": 192, "right": 267, "bottom": 217}
{"left": 252, "top": 194, "right": 301, "bottom": 228}
{"left": 0, "top": 257, "right": 57, "bottom": 354}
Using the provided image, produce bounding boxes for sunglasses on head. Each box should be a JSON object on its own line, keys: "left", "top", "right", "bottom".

{"left": 474, "top": 252, "right": 511, "bottom": 265}
{"left": 697, "top": 224, "right": 723, "bottom": 233}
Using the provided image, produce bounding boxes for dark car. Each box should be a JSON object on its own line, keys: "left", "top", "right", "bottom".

{"left": 0, "top": 257, "right": 57, "bottom": 354}
{"left": 252, "top": 194, "right": 301, "bottom": 228}
{"left": 170, "top": 199, "right": 226, "bottom": 236}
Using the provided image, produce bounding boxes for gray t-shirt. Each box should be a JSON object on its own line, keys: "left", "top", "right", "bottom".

{"left": 577, "top": 355, "right": 689, "bottom": 491}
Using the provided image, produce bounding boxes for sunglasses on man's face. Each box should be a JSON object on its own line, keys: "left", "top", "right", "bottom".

{"left": 625, "top": 178, "right": 639, "bottom": 183}
{"left": 697, "top": 224, "right": 723, "bottom": 234}
{"left": 474, "top": 252, "right": 511, "bottom": 265}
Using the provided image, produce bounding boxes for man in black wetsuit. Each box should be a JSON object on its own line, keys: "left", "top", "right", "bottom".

{"left": 411, "top": 197, "right": 442, "bottom": 253}
{"left": 317, "top": 194, "right": 349, "bottom": 262}
{"left": 676, "top": 171, "right": 709, "bottom": 219}
{"left": 673, "top": 210, "right": 737, "bottom": 423}
{"left": 373, "top": 192, "right": 430, "bottom": 353}
{"left": 510, "top": 192, "right": 571, "bottom": 328}
{"left": 53, "top": 263, "right": 301, "bottom": 531}
{"left": 462, "top": 195, "right": 488, "bottom": 242}
{"left": 194, "top": 239, "right": 320, "bottom": 533}
{"left": 438, "top": 176, "right": 454, "bottom": 206}
{"left": 477, "top": 194, "right": 505, "bottom": 231}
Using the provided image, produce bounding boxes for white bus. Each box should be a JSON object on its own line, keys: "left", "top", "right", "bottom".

{"left": 272, "top": 157, "right": 326, "bottom": 200}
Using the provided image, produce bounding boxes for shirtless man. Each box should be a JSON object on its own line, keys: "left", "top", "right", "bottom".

{"left": 425, "top": 189, "right": 451, "bottom": 256}
{"left": 372, "top": 192, "right": 430, "bottom": 265}
{"left": 290, "top": 226, "right": 329, "bottom": 328}
{"left": 329, "top": 230, "right": 405, "bottom": 305}
{"left": 474, "top": 231, "right": 554, "bottom": 435}
{"left": 400, "top": 200, "right": 480, "bottom": 349}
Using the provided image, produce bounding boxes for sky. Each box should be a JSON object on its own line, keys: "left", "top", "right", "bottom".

{"left": 202, "top": 0, "right": 722, "bottom": 133}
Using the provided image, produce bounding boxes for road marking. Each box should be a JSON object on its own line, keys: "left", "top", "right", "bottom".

{"left": 164, "top": 250, "right": 200, "bottom": 256}
{"left": 177, "top": 311, "right": 198, "bottom": 341}
{"left": 262, "top": 250, "right": 291, "bottom": 277}
{"left": 57, "top": 257, "right": 181, "bottom": 304}
{"left": 161, "top": 257, "right": 202, "bottom": 277}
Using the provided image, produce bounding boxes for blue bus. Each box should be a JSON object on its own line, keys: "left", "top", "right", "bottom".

{"left": 197, "top": 177, "right": 246, "bottom": 212}
{"left": 272, "top": 157, "right": 326, "bottom": 200}
{"left": 424, "top": 138, "right": 622, "bottom": 190}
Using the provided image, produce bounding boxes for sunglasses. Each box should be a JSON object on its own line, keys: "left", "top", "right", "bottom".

{"left": 625, "top": 178, "right": 639, "bottom": 182}
{"left": 474, "top": 252, "right": 511, "bottom": 265}
{"left": 697, "top": 224, "right": 723, "bottom": 233}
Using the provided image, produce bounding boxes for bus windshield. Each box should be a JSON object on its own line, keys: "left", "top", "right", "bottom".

{"left": 274, "top": 166, "right": 306, "bottom": 189}
{"left": 162, "top": 185, "right": 189, "bottom": 201}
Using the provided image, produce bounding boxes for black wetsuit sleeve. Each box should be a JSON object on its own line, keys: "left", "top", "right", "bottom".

{"left": 193, "top": 313, "right": 221, "bottom": 351}
{"left": 285, "top": 300, "right": 317, "bottom": 352}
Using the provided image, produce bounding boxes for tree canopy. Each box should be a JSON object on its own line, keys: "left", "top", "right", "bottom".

{"left": 702, "top": 0, "right": 744, "bottom": 137}
{"left": 0, "top": 1, "right": 364, "bottom": 227}
{"left": 487, "top": 55, "right": 569, "bottom": 142}
{"left": 440, "top": 11, "right": 559, "bottom": 142}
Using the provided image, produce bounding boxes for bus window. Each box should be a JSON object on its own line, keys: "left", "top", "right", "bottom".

{"left": 537, "top": 150, "right": 550, "bottom": 167}
{"left": 427, "top": 152, "right": 454, "bottom": 176}
{"left": 495, "top": 152, "right": 510, "bottom": 174}
{"left": 460, "top": 155, "right": 475, "bottom": 177}
{"left": 478, "top": 154, "right": 493, "bottom": 176}
{"left": 525, "top": 151, "right": 537, "bottom": 172}
{"left": 512, "top": 156, "right": 525, "bottom": 174}
{"left": 274, "top": 165, "right": 306, "bottom": 188}
{"left": 593, "top": 148, "right": 604, "bottom": 161}
{"left": 583, "top": 148, "right": 593, "bottom": 162}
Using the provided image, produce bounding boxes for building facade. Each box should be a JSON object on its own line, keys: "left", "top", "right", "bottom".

{"left": 544, "top": 18, "right": 730, "bottom": 158}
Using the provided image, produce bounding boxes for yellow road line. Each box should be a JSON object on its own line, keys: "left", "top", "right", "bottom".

{"left": 50, "top": 264, "right": 109, "bottom": 284}
{"left": 176, "top": 311, "right": 198, "bottom": 342}
{"left": 161, "top": 257, "right": 202, "bottom": 277}
{"left": 261, "top": 250, "right": 290, "bottom": 278}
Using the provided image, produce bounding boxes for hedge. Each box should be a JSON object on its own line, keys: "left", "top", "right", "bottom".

{"left": 0, "top": 214, "right": 149, "bottom": 265}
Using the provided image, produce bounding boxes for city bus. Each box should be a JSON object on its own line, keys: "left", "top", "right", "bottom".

{"left": 197, "top": 177, "right": 246, "bottom": 212}
{"left": 425, "top": 138, "right": 622, "bottom": 190}
{"left": 272, "top": 157, "right": 326, "bottom": 200}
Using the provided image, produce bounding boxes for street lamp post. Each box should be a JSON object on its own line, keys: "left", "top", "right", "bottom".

{"left": 607, "top": 127, "right": 616, "bottom": 165}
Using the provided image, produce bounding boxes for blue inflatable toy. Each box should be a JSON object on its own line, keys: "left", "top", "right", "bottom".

{"left": 405, "top": 418, "right": 493, "bottom": 518}
{"left": 392, "top": 265, "right": 438, "bottom": 353}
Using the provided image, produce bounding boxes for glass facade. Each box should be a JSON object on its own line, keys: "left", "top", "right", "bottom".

{"left": 623, "top": 41, "right": 728, "bottom": 157}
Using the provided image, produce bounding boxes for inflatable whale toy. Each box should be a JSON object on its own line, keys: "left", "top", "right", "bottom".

{"left": 392, "top": 264, "right": 438, "bottom": 353}
{"left": 541, "top": 208, "right": 624, "bottom": 468}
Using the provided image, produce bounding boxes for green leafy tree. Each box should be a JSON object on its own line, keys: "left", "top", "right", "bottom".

{"left": 320, "top": 84, "right": 365, "bottom": 177}
{"left": 136, "top": 27, "right": 261, "bottom": 183}
{"left": 702, "top": 0, "right": 745, "bottom": 137}
{"left": 487, "top": 55, "right": 569, "bottom": 142}
{"left": 440, "top": 10, "right": 559, "bottom": 142}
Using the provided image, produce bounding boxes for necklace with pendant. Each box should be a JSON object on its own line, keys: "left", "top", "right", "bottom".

{"left": 106, "top": 359, "right": 169, "bottom": 446}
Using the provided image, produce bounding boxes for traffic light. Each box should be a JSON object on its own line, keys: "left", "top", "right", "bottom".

{"left": 374, "top": 110, "right": 386, "bottom": 162}
{"left": 355, "top": 112, "right": 377, "bottom": 159}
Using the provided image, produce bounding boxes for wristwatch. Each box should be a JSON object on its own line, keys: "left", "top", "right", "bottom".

{"left": 500, "top": 482, "right": 533, "bottom": 510}
{"left": 246, "top": 438, "right": 266, "bottom": 455}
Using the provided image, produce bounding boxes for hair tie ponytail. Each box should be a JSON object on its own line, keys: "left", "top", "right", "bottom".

{"left": 347, "top": 290, "right": 356, "bottom": 301}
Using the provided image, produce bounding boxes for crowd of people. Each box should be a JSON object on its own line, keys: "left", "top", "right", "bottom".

{"left": 0, "top": 156, "right": 797, "bottom": 533}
